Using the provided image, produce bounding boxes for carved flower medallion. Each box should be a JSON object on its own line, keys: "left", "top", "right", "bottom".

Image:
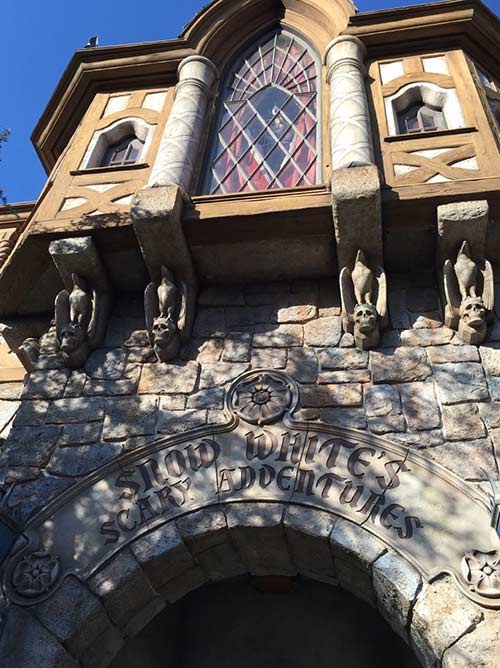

{"left": 462, "top": 549, "right": 500, "bottom": 598}
{"left": 232, "top": 373, "right": 292, "bottom": 425}
{"left": 12, "top": 551, "right": 60, "bottom": 599}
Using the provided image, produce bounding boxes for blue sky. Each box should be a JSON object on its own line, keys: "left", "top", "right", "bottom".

{"left": 1, "top": 0, "right": 499, "bottom": 204}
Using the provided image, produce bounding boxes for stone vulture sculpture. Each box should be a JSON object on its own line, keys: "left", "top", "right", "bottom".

{"left": 144, "top": 266, "right": 187, "bottom": 362}
{"left": 340, "top": 250, "right": 387, "bottom": 350}
{"left": 443, "top": 241, "right": 494, "bottom": 345}
{"left": 55, "top": 273, "right": 107, "bottom": 368}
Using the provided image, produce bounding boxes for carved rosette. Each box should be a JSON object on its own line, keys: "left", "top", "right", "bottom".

{"left": 230, "top": 372, "right": 293, "bottom": 425}
{"left": 461, "top": 550, "right": 500, "bottom": 598}
{"left": 11, "top": 551, "right": 60, "bottom": 599}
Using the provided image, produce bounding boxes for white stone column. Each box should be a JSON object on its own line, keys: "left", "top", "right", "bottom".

{"left": 324, "top": 36, "right": 375, "bottom": 170}
{"left": 148, "top": 55, "right": 218, "bottom": 192}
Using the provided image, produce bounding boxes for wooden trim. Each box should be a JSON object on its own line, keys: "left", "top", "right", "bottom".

{"left": 384, "top": 126, "right": 478, "bottom": 142}
{"left": 0, "top": 368, "right": 26, "bottom": 382}
{"left": 70, "top": 162, "right": 149, "bottom": 176}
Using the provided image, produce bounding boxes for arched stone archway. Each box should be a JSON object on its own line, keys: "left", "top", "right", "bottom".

{"left": 0, "top": 502, "right": 496, "bottom": 668}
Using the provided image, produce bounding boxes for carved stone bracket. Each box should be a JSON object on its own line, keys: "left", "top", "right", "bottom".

{"left": 3, "top": 370, "right": 500, "bottom": 609}
{"left": 49, "top": 237, "right": 112, "bottom": 368}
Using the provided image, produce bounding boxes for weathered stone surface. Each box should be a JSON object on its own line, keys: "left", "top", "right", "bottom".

{"left": 303, "top": 317, "right": 342, "bottom": 347}
{"left": 389, "top": 429, "right": 444, "bottom": 448}
{"left": 186, "top": 386, "right": 224, "bottom": 410}
{"left": 320, "top": 407, "right": 367, "bottom": 430}
{"left": 7, "top": 475, "right": 74, "bottom": 522}
{"left": 58, "top": 422, "right": 103, "bottom": 446}
{"left": 63, "top": 370, "right": 87, "bottom": 398}
{"left": 250, "top": 347, "right": 287, "bottom": 369}
{"left": 368, "top": 414, "right": 406, "bottom": 434}
{"left": 487, "top": 376, "right": 500, "bottom": 401}
{"left": 277, "top": 305, "right": 317, "bottom": 323}
{"left": 223, "top": 331, "right": 252, "bottom": 362}
{"left": 284, "top": 506, "right": 337, "bottom": 583}
{"left": 364, "top": 384, "right": 401, "bottom": 417}
{"left": 138, "top": 361, "right": 199, "bottom": 394}
{"left": 410, "top": 312, "right": 443, "bottom": 329}
{"left": 339, "top": 332, "right": 355, "bottom": 347}
{"left": 302, "top": 384, "right": 363, "bottom": 407}
{"left": 443, "top": 617, "right": 500, "bottom": 668}
{"left": 158, "top": 394, "right": 186, "bottom": 411}
{"left": 48, "top": 442, "right": 122, "bottom": 476}
{"left": 199, "top": 362, "right": 249, "bottom": 389}
{"left": 427, "top": 344, "right": 479, "bottom": 364}
{"left": 0, "top": 426, "right": 60, "bottom": 467}
{"left": 437, "top": 200, "right": 489, "bottom": 268}
{"left": 0, "top": 382, "right": 24, "bottom": 400}
{"left": 411, "top": 577, "right": 483, "bottom": 668}
{"left": 22, "top": 369, "right": 70, "bottom": 399}
{"left": 442, "top": 404, "right": 486, "bottom": 441}
{"left": 479, "top": 344, "right": 500, "bottom": 376}
{"left": 199, "top": 286, "right": 244, "bottom": 306}
{"left": 130, "top": 522, "right": 195, "bottom": 589}
{"left": 380, "top": 330, "right": 402, "bottom": 348}
{"left": 193, "top": 308, "right": 227, "bottom": 337}
{"left": 318, "top": 348, "right": 368, "bottom": 370}
{"left": 330, "top": 519, "right": 386, "bottom": 573}
{"left": 127, "top": 347, "right": 154, "bottom": 363}
{"left": 35, "top": 353, "right": 65, "bottom": 369}
{"left": 370, "top": 348, "right": 432, "bottom": 384}
{"left": 46, "top": 397, "right": 105, "bottom": 423}
{"left": 407, "top": 287, "right": 439, "bottom": 312}
{"left": 83, "top": 375, "right": 139, "bottom": 397}
{"left": 159, "top": 566, "right": 208, "bottom": 603}
{"left": 12, "top": 400, "right": 48, "bottom": 426}
{"left": 85, "top": 349, "right": 127, "bottom": 380}
{"left": 225, "top": 502, "right": 296, "bottom": 576}
{"left": 388, "top": 289, "right": 411, "bottom": 329}
{"left": 401, "top": 327, "right": 454, "bottom": 347}
{"left": 226, "top": 306, "right": 276, "bottom": 328}
{"left": 286, "top": 348, "right": 318, "bottom": 383}
{"left": 433, "top": 363, "right": 489, "bottom": 404}
{"left": 373, "top": 551, "right": 421, "bottom": 640}
{"left": 181, "top": 338, "right": 224, "bottom": 363}
{"left": 427, "top": 439, "right": 496, "bottom": 480}
{"left": 399, "top": 383, "right": 441, "bottom": 431}
{"left": 103, "top": 397, "right": 158, "bottom": 439}
{"left": 489, "top": 429, "right": 500, "bottom": 466}
{"left": 253, "top": 324, "right": 303, "bottom": 348}
{"left": 479, "top": 402, "right": 500, "bottom": 428}
{"left": 0, "top": 606, "right": 79, "bottom": 668}
{"left": 157, "top": 409, "right": 207, "bottom": 434}
{"left": 318, "top": 369, "right": 371, "bottom": 384}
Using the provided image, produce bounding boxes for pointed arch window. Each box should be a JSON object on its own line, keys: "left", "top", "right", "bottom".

{"left": 202, "top": 31, "right": 320, "bottom": 195}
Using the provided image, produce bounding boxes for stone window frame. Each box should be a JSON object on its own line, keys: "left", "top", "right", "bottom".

{"left": 80, "top": 117, "right": 155, "bottom": 170}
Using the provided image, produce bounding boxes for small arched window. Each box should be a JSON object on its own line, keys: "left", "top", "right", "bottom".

{"left": 202, "top": 30, "right": 320, "bottom": 195}
{"left": 101, "top": 135, "right": 145, "bottom": 167}
{"left": 397, "top": 101, "right": 447, "bottom": 134}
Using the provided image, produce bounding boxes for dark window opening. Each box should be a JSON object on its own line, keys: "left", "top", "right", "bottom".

{"left": 397, "top": 102, "right": 446, "bottom": 135}
{"left": 101, "top": 135, "right": 144, "bottom": 167}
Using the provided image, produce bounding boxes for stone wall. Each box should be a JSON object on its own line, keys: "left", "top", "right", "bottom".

{"left": 1, "top": 272, "right": 499, "bottom": 523}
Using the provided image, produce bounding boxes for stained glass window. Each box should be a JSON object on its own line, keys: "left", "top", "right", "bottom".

{"left": 203, "top": 31, "right": 320, "bottom": 194}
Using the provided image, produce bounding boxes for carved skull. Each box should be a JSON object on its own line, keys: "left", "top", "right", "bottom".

{"left": 152, "top": 316, "right": 177, "bottom": 347}
{"left": 60, "top": 322, "right": 86, "bottom": 354}
{"left": 459, "top": 296, "right": 487, "bottom": 331}
{"left": 353, "top": 303, "right": 378, "bottom": 335}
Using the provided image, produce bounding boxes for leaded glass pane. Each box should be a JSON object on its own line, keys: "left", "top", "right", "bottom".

{"left": 203, "top": 31, "right": 319, "bottom": 194}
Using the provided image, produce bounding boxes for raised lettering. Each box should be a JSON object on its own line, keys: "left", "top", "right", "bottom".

{"left": 116, "top": 508, "right": 137, "bottom": 533}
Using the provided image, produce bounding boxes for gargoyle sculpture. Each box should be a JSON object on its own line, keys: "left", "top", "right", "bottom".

{"left": 443, "top": 241, "right": 494, "bottom": 345}
{"left": 144, "top": 266, "right": 187, "bottom": 362}
{"left": 340, "top": 250, "right": 387, "bottom": 350}
{"left": 55, "top": 273, "right": 106, "bottom": 368}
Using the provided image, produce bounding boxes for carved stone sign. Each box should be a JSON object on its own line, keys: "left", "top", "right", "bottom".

{"left": 3, "top": 370, "right": 500, "bottom": 607}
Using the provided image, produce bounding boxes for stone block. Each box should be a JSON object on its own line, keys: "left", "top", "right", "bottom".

{"left": 85, "top": 348, "right": 127, "bottom": 380}
{"left": 159, "top": 394, "right": 187, "bottom": 411}
{"left": 368, "top": 414, "right": 406, "bottom": 434}
{"left": 223, "top": 331, "right": 253, "bottom": 362}
{"left": 0, "top": 400, "right": 20, "bottom": 434}
{"left": 401, "top": 327, "right": 454, "bottom": 347}
{"left": 46, "top": 397, "right": 104, "bottom": 424}
{"left": 427, "top": 344, "right": 479, "bottom": 364}
{"left": 157, "top": 409, "right": 207, "bottom": 434}
{"left": 284, "top": 505, "right": 337, "bottom": 583}
{"left": 89, "top": 548, "right": 164, "bottom": 632}
{"left": 427, "top": 438, "right": 496, "bottom": 480}
{"left": 199, "top": 362, "right": 249, "bottom": 389}
{"left": 47, "top": 442, "right": 122, "bottom": 476}
{"left": 138, "top": 361, "right": 199, "bottom": 394}
{"left": 304, "top": 317, "right": 342, "bottom": 347}
{"left": 225, "top": 502, "right": 296, "bottom": 576}
{"left": 330, "top": 518, "right": 386, "bottom": 574}
{"left": 0, "top": 606, "right": 79, "bottom": 668}
{"left": 253, "top": 324, "right": 303, "bottom": 348}
{"left": 0, "top": 382, "right": 24, "bottom": 400}
{"left": 226, "top": 306, "right": 276, "bottom": 328}
{"left": 320, "top": 407, "right": 367, "bottom": 430}
{"left": 437, "top": 200, "right": 489, "bottom": 268}
{"left": 479, "top": 344, "right": 500, "bottom": 376}
{"left": 389, "top": 429, "right": 444, "bottom": 448}
{"left": 364, "top": 384, "right": 401, "bottom": 417}
{"left": 373, "top": 551, "right": 422, "bottom": 640}
{"left": 410, "top": 312, "right": 443, "bottom": 329}
{"left": 286, "top": 348, "right": 319, "bottom": 383}
{"left": 127, "top": 347, "right": 154, "bottom": 363}
{"left": 411, "top": 577, "right": 483, "bottom": 668}
{"left": 64, "top": 370, "right": 87, "bottom": 398}
{"left": 433, "top": 363, "right": 489, "bottom": 404}
{"left": 193, "top": 308, "right": 227, "bottom": 337}
{"left": 479, "top": 402, "right": 500, "bottom": 428}
{"left": 302, "top": 384, "right": 363, "bottom": 408}
{"left": 318, "top": 348, "right": 368, "bottom": 370}
{"left": 399, "top": 382, "right": 441, "bottom": 431}
{"left": 443, "top": 617, "right": 500, "bottom": 668}
{"left": 186, "top": 386, "right": 224, "bottom": 410}
{"left": 442, "top": 404, "right": 486, "bottom": 441}
{"left": 250, "top": 347, "right": 288, "bottom": 369}
{"left": 32, "top": 576, "right": 116, "bottom": 659}
{"left": 407, "top": 287, "right": 439, "bottom": 312}
{"left": 12, "top": 400, "right": 48, "bottom": 426}
{"left": 1, "top": 426, "right": 60, "bottom": 467}
{"left": 103, "top": 396, "right": 158, "bottom": 439}
{"left": 130, "top": 522, "right": 195, "bottom": 589}
{"left": 318, "top": 369, "right": 371, "bottom": 384}
{"left": 199, "top": 286, "right": 245, "bottom": 306}
{"left": 181, "top": 338, "right": 224, "bottom": 363}
{"left": 159, "top": 566, "right": 208, "bottom": 603}
{"left": 370, "top": 348, "right": 432, "bottom": 384}
{"left": 7, "top": 475, "right": 74, "bottom": 522}
{"left": 84, "top": 376, "right": 139, "bottom": 397}
{"left": 388, "top": 289, "right": 411, "bottom": 329}
{"left": 487, "top": 376, "right": 500, "bottom": 401}
{"left": 22, "top": 369, "right": 70, "bottom": 399}
{"left": 277, "top": 305, "right": 317, "bottom": 323}
{"left": 79, "top": 626, "right": 124, "bottom": 668}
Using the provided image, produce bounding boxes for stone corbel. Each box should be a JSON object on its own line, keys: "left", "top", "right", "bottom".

{"left": 340, "top": 250, "right": 387, "bottom": 350}
{"left": 437, "top": 201, "right": 495, "bottom": 345}
{"left": 131, "top": 185, "right": 198, "bottom": 355}
{"left": 49, "top": 237, "right": 112, "bottom": 369}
